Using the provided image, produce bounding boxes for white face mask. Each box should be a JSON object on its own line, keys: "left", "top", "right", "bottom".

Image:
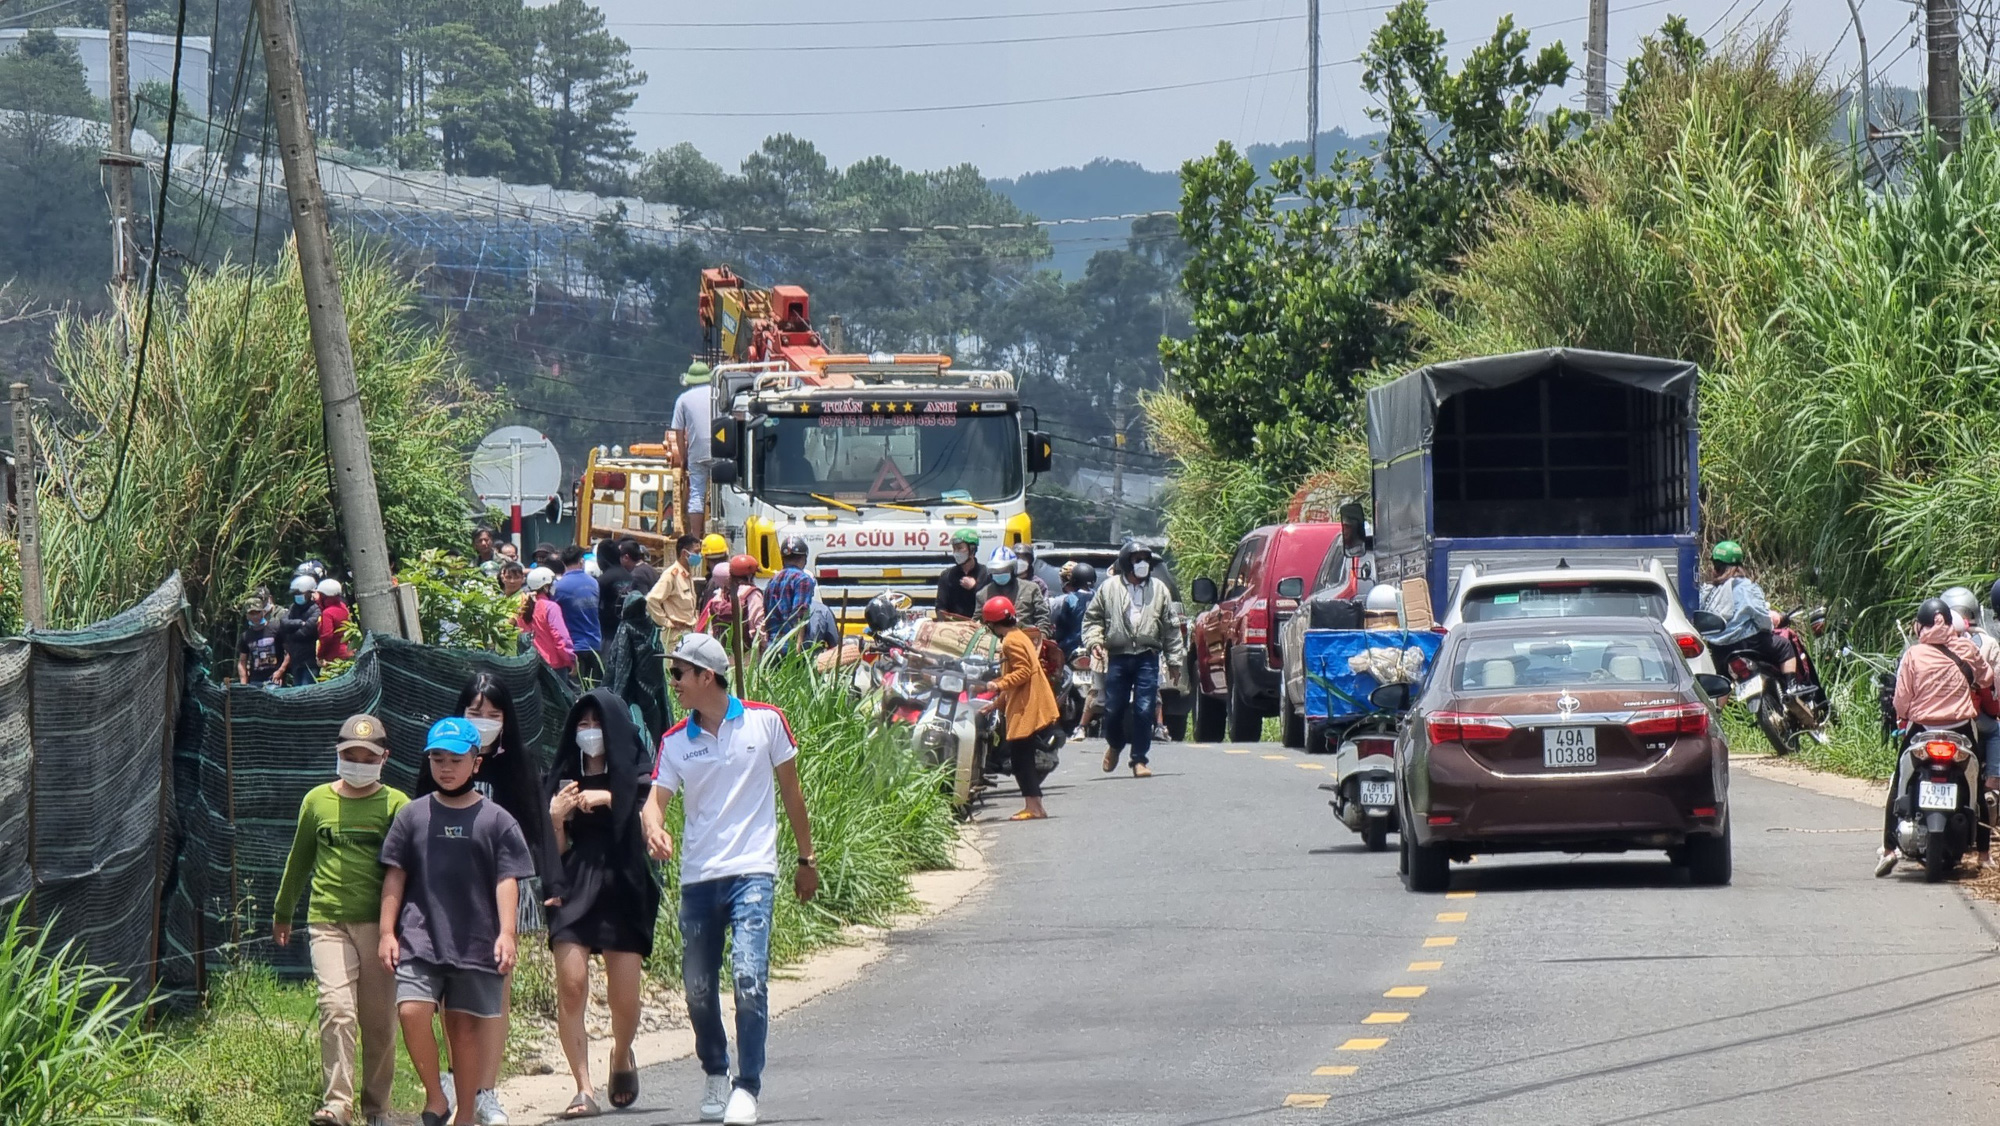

{"left": 952, "top": 547, "right": 971, "bottom": 564}
{"left": 336, "top": 756, "right": 383, "bottom": 788}
{"left": 1132, "top": 560, "right": 1151, "bottom": 579}
{"left": 466, "top": 716, "right": 504, "bottom": 747}
{"left": 575, "top": 728, "right": 606, "bottom": 758}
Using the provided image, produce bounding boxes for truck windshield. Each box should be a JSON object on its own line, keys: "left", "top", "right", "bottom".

{"left": 750, "top": 412, "right": 1023, "bottom": 504}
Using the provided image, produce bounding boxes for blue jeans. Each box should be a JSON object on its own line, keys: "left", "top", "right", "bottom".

{"left": 1102, "top": 651, "right": 1160, "bottom": 765}
{"left": 680, "top": 874, "right": 775, "bottom": 1096}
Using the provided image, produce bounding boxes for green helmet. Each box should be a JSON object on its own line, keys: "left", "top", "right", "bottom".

{"left": 682, "top": 360, "right": 712, "bottom": 386}
{"left": 951, "top": 528, "right": 981, "bottom": 547}
{"left": 1710, "top": 540, "right": 1745, "bottom": 565}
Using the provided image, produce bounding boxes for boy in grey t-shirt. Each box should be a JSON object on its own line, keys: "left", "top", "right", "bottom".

{"left": 379, "top": 718, "right": 535, "bottom": 1126}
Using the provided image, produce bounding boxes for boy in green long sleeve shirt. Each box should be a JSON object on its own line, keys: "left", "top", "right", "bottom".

{"left": 274, "top": 714, "right": 409, "bottom": 1126}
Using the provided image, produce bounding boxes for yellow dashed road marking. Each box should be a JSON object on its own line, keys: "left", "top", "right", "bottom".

{"left": 1407, "top": 960, "right": 1443, "bottom": 971}
{"left": 1296, "top": 763, "right": 1326, "bottom": 770}
{"left": 1446, "top": 890, "right": 1476, "bottom": 899}
{"left": 1225, "top": 748, "right": 1250, "bottom": 754}
{"left": 1424, "top": 936, "right": 1458, "bottom": 947}
{"left": 1384, "top": 985, "right": 1428, "bottom": 998}
{"left": 1363, "top": 1011, "right": 1410, "bottom": 1024}
{"left": 1313, "top": 1065, "right": 1360, "bottom": 1076}
{"left": 1338, "top": 1038, "right": 1389, "bottom": 1051}
{"left": 1436, "top": 911, "right": 1467, "bottom": 922}
{"left": 1262, "top": 754, "right": 1289, "bottom": 760}
{"left": 1284, "top": 1094, "right": 1331, "bottom": 1109}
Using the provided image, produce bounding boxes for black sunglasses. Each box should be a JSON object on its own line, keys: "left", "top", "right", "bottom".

{"left": 670, "top": 665, "right": 707, "bottom": 681}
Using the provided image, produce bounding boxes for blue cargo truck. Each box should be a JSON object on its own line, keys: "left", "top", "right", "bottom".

{"left": 1364, "top": 347, "right": 1701, "bottom": 614}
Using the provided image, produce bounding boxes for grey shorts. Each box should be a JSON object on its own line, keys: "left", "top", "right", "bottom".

{"left": 394, "top": 955, "right": 506, "bottom": 1018}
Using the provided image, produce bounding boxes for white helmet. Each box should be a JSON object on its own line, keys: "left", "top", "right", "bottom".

{"left": 317, "top": 578, "right": 342, "bottom": 598}
{"left": 289, "top": 574, "right": 317, "bottom": 594}
{"left": 1942, "top": 585, "right": 1979, "bottom": 626}
{"left": 525, "top": 566, "right": 557, "bottom": 592}
{"left": 1364, "top": 584, "right": 1401, "bottom": 613}
{"left": 583, "top": 557, "right": 602, "bottom": 579}
{"left": 985, "top": 546, "right": 1019, "bottom": 573}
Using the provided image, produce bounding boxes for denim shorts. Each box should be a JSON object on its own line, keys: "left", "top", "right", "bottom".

{"left": 394, "top": 955, "right": 506, "bottom": 1018}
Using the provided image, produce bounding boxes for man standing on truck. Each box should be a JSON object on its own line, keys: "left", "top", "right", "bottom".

{"left": 1083, "top": 543, "right": 1185, "bottom": 778}
{"left": 672, "top": 362, "right": 714, "bottom": 540}
{"left": 935, "top": 528, "right": 989, "bottom": 619}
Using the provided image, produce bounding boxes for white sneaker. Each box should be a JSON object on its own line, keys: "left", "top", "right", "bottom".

{"left": 1875, "top": 848, "right": 1899, "bottom": 878}
{"left": 723, "top": 1087, "right": 759, "bottom": 1126}
{"left": 474, "top": 1088, "right": 509, "bottom": 1125}
{"left": 440, "top": 1072, "right": 456, "bottom": 1121}
{"left": 700, "top": 1075, "right": 731, "bottom": 1122}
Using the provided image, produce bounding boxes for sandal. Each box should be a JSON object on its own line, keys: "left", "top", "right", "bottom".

{"left": 562, "top": 1091, "right": 604, "bottom": 1118}
{"left": 1009, "top": 809, "right": 1042, "bottom": 820}
{"left": 608, "top": 1063, "right": 639, "bottom": 1109}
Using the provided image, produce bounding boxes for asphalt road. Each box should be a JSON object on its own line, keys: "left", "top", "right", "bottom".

{"left": 631, "top": 738, "right": 2000, "bottom": 1125}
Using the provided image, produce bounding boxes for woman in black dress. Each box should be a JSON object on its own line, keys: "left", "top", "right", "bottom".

{"left": 547, "top": 688, "right": 661, "bottom": 1117}
{"left": 419, "top": 671, "right": 568, "bottom": 1123}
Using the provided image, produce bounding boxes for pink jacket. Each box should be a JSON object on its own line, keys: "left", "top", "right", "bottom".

{"left": 1894, "top": 619, "right": 1992, "bottom": 727}
{"left": 521, "top": 592, "right": 575, "bottom": 670}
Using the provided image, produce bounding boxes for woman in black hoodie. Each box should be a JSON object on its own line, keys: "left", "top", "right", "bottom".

{"left": 546, "top": 688, "right": 661, "bottom": 1116}
{"left": 419, "top": 671, "right": 568, "bottom": 1124}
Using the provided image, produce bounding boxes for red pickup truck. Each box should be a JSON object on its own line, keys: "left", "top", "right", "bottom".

{"left": 1189, "top": 522, "right": 1348, "bottom": 742}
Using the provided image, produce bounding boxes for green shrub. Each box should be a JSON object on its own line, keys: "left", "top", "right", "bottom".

{"left": 0, "top": 906, "right": 158, "bottom": 1126}
{"left": 0, "top": 536, "right": 21, "bottom": 634}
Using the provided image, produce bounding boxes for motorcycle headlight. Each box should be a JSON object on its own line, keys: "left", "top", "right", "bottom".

{"left": 938, "top": 672, "right": 965, "bottom": 695}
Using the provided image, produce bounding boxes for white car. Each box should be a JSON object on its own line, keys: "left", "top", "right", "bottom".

{"left": 1438, "top": 559, "right": 1716, "bottom": 675}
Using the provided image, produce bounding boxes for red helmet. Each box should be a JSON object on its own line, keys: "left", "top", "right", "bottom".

{"left": 981, "top": 596, "right": 1015, "bottom": 624}
{"left": 729, "top": 553, "right": 758, "bottom": 577}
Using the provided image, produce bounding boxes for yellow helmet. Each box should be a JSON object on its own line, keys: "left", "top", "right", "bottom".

{"left": 701, "top": 533, "right": 729, "bottom": 556}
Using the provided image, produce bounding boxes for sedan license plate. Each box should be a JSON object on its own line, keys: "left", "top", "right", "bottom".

{"left": 1358, "top": 780, "right": 1395, "bottom": 807}
{"left": 1543, "top": 727, "right": 1597, "bottom": 768}
{"left": 1919, "top": 781, "right": 1959, "bottom": 811}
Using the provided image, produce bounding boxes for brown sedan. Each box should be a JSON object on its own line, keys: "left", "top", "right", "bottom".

{"left": 1383, "top": 617, "right": 1732, "bottom": 891}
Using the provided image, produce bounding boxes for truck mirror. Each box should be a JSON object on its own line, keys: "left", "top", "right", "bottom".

{"left": 1191, "top": 576, "right": 1218, "bottom": 605}
{"left": 1277, "top": 576, "right": 1304, "bottom": 599}
{"left": 1339, "top": 502, "right": 1367, "bottom": 556}
{"left": 711, "top": 461, "right": 738, "bottom": 486}
{"left": 1026, "top": 430, "right": 1054, "bottom": 474}
{"left": 540, "top": 495, "right": 562, "bottom": 522}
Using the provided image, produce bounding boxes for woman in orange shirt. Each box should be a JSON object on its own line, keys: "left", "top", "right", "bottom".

{"left": 982, "top": 596, "right": 1061, "bottom": 820}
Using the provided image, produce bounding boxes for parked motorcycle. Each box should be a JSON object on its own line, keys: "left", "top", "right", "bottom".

{"left": 1318, "top": 711, "right": 1400, "bottom": 851}
{"left": 1889, "top": 727, "right": 1986, "bottom": 882}
{"left": 857, "top": 593, "right": 1006, "bottom": 812}
{"left": 1689, "top": 607, "right": 1831, "bottom": 754}
{"left": 1065, "top": 652, "right": 1096, "bottom": 737}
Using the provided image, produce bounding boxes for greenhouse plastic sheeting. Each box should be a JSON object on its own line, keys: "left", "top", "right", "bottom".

{"left": 1301, "top": 628, "right": 1443, "bottom": 722}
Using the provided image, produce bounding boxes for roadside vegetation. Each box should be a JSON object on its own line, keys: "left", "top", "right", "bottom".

{"left": 0, "top": 907, "right": 157, "bottom": 1126}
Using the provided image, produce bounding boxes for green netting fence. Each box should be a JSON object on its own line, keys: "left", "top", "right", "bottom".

{"left": 0, "top": 574, "right": 669, "bottom": 1002}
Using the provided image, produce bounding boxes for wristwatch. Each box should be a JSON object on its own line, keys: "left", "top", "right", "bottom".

{"left": 797, "top": 855, "right": 816, "bottom": 868}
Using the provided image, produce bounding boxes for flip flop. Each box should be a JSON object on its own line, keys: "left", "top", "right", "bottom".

{"left": 561, "top": 1091, "right": 603, "bottom": 1118}
{"left": 608, "top": 1065, "right": 639, "bottom": 1109}
{"left": 1008, "top": 809, "right": 1044, "bottom": 821}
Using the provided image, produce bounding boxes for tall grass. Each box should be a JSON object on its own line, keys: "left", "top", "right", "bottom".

{"left": 37, "top": 241, "right": 493, "bottom": 632}
{"left": 0, "top": 906, "right": 158, "bottom": 1126}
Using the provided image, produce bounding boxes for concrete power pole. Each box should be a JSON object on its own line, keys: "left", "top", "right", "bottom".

{"left": 252, "top": 0, "right": 402, "bottom": 637}
{"left": 1306, "top": 0, "right": 1321, "bottom": 170}
{"left": 104, "top": 0, "right": 140, "bottom": 350}
{"left": 1585, "top": 0, "right": 1610, "bottom": 120}
{"left": 1845, "top": 0, "right": 1877, "bottom": 174}
{"left": 1927, "top": 0, "right": 1964, "bottom": 153}
{"left": 9, "top": 384, "right": 46, "bottom": 629}
{"left": 1111, "top": 409, "right": 1128, "bottom": 545}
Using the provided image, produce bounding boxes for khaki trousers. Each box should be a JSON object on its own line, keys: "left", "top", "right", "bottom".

{"left": 308, "top": 921, "right": 397, "bottom": 1119}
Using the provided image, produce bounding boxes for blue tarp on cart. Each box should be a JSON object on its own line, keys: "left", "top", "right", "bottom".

{"left": 1302, "top": 629, "right": 1444, "bottom": 721}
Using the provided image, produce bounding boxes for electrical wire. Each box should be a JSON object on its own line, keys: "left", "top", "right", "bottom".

{"left": 63, "top": 0, "right": 189, "bottom": 526}
{"left": 610, "top": 0, "right": 1274, "bottom": 30}
{"left": 622, "top": 11, "right": 1306, "bottom": 53}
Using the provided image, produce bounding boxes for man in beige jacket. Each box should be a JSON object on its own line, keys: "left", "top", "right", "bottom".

{"left": 1082, "top": 542, "right": 1186, "bottom": 778}
{"left": 646, "top": 533, "right": 702, "bottom": 654}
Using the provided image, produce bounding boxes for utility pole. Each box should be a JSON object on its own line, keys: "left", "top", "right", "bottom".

{"left": 1585, "top": 0, "right": 1610, "bottom": 120}
{"left": 1845, "top": 0, "right": 1876, "bottom": 174}
{"left": 1111, "top": 407, "right": 1128, "bottom": 545}
{"left": 1306, "top": 0, "right": 1321, "bottom": 169}
{"left": 252, "top": 0, "right": 402, "bottom": 637}
{"left": 104, "top": 0, "right": 141, "bottom": 351}
{"left": 9, "top": 384, "right": 47, "bottom": 629}
{"left": 1927, "top": 0, "right": 1963, "bottom": 153}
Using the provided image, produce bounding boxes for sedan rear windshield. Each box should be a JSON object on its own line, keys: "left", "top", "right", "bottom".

{"left": 1460, "top": 581, "right": 1669, "bottom": 624}
{"left": 1451, "top": 633, "right": 1680, "bottom": 691}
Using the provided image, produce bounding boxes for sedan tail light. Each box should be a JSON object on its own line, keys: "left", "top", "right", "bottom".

{"left": 1672, "top": 633, "right": 1704, "bottom": 658}
{"left": 1427, "top": 712, "right": 1512, "bottom": 744}
{"left": 1626, "top": 702, "right": 1710, "bottom": 738}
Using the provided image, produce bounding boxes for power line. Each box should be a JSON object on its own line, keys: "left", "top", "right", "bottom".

{"left": 623, "top": 12, "right": 1306, "bottom": 52}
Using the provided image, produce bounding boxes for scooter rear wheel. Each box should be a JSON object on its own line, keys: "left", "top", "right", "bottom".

{"left": 1361, "top": 819, "right": 1389, "bottom": 852}
{"left": 1924, "top": 844, "right": 1958, "bottom": 883}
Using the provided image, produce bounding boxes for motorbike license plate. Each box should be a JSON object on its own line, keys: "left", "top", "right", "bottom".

{"left": 1543, "top": 727, "right": 1597, "bottom": 768}
{"left": 1919, "top": 781, "right": 1959, "bottom": 811}
{"left": 1358, "top": 780, "right": 1395, "bottom": 807}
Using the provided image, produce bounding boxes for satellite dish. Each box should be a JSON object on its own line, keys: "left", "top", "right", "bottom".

{"left": 470, "top": 425, "right": 563, "bottom": 508}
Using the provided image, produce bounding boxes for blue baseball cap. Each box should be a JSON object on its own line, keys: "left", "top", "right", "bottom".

{"left": 425, "top": 716, "right": 482, "bottom": 756}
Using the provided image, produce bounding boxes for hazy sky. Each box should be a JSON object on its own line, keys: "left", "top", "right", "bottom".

{"left": 588, "top": 1, "right": 1921, "bottom": 182}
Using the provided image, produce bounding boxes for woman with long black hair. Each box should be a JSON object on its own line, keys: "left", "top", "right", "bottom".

{"left": 545, "top": 688, "right": 660, "bottom": 1117}
{"left": 418, "top": 671, "right": 567, "bottom": 1126}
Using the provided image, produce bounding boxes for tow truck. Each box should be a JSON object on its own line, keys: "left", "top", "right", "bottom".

{"left": 697, "top": 268, "right": 1054, "bottom": 627}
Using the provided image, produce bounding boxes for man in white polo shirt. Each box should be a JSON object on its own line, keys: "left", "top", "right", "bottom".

{"left": 643, "top": 633, "right": 817, "bottom": 1126}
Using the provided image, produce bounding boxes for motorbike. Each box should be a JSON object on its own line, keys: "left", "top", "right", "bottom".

{"left": 1318, "top": 712, "right": 1400, "bottom": 851}
{"left": 1065, "top": 651, "right": 1095, "bottom": 737}
{"left": 857, "top": 599, "right": 1006, "bottom": 812}
{"left": 1889, "top": 727, "right": 1987, "bottom": 882}
{"left": 1689, "top": 607, "right": 1831, "bottom": 755}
